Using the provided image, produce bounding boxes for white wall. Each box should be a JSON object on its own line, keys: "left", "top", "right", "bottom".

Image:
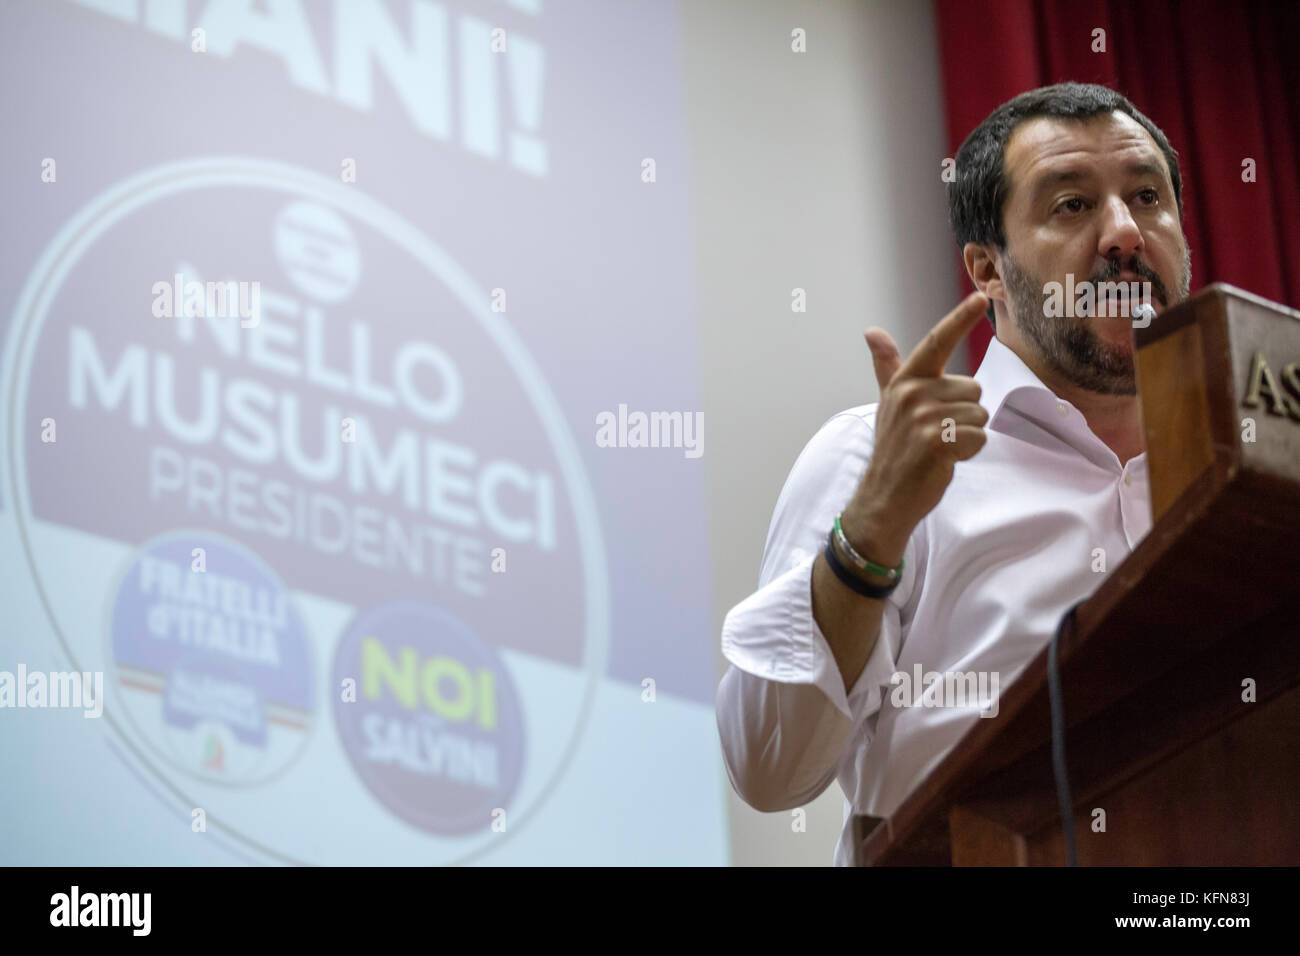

{"left": 681, "top": 0, "right": 969, "bottom": 865}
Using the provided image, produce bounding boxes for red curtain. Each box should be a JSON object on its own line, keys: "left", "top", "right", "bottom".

{"left": 934, "top": 0, "right": 1300, "bottom": 370}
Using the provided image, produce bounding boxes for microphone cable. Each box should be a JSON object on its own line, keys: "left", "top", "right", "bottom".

{"left": 1049, "top": 600, "right": 1086, "bottom": 867}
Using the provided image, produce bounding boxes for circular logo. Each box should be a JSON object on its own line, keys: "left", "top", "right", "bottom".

{"left": 3, "top": 158, "right": 610, "bottom": 864}
{"left": 109, "top": 531, "right": 314, "bottom": 786}
{"left": 331, "top": 600, "right": 524, "bottom": 834}
{"left": 272, "top": 201, "right": 361, "bottom": 303}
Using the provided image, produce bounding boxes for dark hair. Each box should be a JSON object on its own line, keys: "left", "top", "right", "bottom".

{"left": 947, "top": 82, "right": 1184, "bottom": 329}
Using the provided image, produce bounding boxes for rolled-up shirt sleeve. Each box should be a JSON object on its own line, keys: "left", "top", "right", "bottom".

{"left": 715, "top": 409, "right": 918, "bottom": 813}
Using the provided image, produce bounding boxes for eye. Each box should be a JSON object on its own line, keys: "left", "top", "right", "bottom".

{"left": 1137, "top": 187, "right": 1159, "bottom": 205}
{"left": 1055, "top": 197, "right": 1087, "bottom": 215}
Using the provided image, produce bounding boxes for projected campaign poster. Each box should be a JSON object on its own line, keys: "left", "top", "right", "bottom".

{"left": 0, "top": 0, "right": 725, "bottom": 865}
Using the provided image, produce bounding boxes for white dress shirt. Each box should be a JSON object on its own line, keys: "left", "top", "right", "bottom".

{"left": 715, "top": 334, "right": 1153, "bottom": 865}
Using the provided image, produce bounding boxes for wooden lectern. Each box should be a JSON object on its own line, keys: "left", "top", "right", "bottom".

{"left": 853, "top": 283, "right": 1300, "bottom": 866}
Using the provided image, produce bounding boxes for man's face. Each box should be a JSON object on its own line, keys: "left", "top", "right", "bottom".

{"left": 993, "top": 111, "right": 1191, "bottom": 395}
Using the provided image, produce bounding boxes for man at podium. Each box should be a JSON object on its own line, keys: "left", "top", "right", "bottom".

{"left": 715, "top": 82, "right": 1192, "bottom": 865}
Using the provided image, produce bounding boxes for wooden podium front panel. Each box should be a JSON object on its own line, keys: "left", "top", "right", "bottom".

{"left": 1023, "top": 684, "right": 1300, "bottom": 866}
{"left": 1135, "top": 318, "right": 1215, "bottom": 522}
{"left": 1232, "top": 291, "right": 1300, "bottom": 487}
{"left": 945, "top": 588, "right": 1300, "bottom": 866}
{"left": 1135, "top": 283, "right": 1300, "bottom": 522}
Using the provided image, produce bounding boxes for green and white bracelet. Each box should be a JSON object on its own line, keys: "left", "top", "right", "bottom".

{"left": 833, "top": 512, "right": 904, "bottom": 581}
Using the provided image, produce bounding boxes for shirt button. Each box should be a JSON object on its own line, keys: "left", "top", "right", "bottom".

{"left": 1057, "top": 402, "right": 1069, "bottom": 415}
{"left": 1123, "top": 473, "right": 1132, "bottom": 486}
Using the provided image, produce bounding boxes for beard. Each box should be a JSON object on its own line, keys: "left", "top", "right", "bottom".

{"left": 1000, "top": 244, "right": 1191, "bottom": 396}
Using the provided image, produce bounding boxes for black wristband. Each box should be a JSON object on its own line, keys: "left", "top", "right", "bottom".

{"left": 823, "top": 531, "right": 900, "bottom": 599}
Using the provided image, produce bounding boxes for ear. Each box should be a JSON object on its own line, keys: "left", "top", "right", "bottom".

{"left": 963, "top": 242, "right": 1006, "bottom": 318}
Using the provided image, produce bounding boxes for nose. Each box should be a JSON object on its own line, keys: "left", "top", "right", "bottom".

{"left": 1097, "top": 195, "right": 1144, "bottom": 262}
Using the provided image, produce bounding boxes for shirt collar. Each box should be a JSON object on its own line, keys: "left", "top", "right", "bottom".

{"left": 973, "top": 334, "right": 1058, "bottom": 425}
{"left": 973, "top": 335, "right": 1146, "bottom": 474}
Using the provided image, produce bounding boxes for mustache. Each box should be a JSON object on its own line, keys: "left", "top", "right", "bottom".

{"left": 1088, "top": 256, "right": 1168, "bottom": 305}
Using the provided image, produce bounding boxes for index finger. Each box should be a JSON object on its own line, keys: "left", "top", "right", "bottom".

{"left": 899, "top": 291, "right": 989, "bottom": 378}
